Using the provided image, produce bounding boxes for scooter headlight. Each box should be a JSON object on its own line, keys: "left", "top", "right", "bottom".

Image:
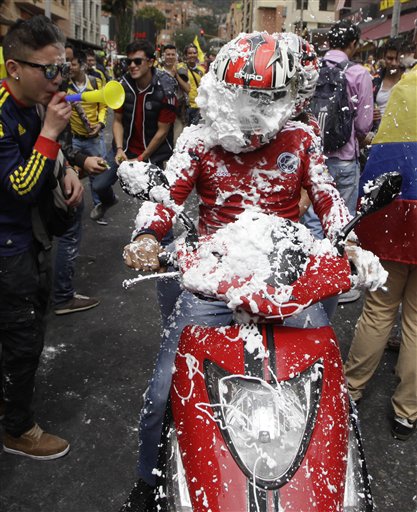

{"left": 205, "top": 360, "right": 322, "bottom": 489}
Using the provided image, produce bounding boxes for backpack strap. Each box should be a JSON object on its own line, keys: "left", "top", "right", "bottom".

{"left": 322, "top": 59, "right": 355, "bottom": 71}
{"left": 334, "top": 60, "right": 356, "bottom": 71}
{"left": 87, "top": 75, "right": 98, "bottom": 89}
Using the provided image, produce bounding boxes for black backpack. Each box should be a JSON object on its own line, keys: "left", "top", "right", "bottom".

{"left": 310, "top": 59, "right": 356, "bottom": 152}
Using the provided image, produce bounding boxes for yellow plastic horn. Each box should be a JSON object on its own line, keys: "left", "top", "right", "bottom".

{"left": 65, "top": 81, "right": 125, "bottom": 109}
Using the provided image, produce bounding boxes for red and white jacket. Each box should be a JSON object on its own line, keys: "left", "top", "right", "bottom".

{"left": 135, "top": 120, "right": 351, "bottom": 242}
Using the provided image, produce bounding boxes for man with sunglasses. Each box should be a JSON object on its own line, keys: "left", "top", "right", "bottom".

{"left": 90, "top": 39, "right": 177, "bottom": 222}
{"left": 0, "top": 15, "right": 83, "bottom": 459}
{"left": 67, "top": 49, "right": 108, "bottom": 220}
{"left": 179, "top": 43, "right": 205, "bottom": 126}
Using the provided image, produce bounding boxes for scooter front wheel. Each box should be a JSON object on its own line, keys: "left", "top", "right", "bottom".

{"left": 155, "top": 405, "right": 192, "bottom": 512}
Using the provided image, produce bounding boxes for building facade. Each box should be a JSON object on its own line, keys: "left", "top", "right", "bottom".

{"left": 135, "top": 0, "right": 214, "bottom": 46}
{"left": 342, "top": 0, "right": 417, "bottom": 44}
{"left": 233, "top": 0, "right": 337, "bottom": 39}
{"left": 69, "top": 0, "right": 102, "bottom": 47}
{"left": 0, "top": 0, "right": 70, "bottom": 41}
{"left": 0, "top": 0, "right": 102, "bottom": 48}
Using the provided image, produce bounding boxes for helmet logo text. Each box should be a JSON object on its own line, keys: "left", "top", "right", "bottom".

{"left": 234, "top": 71, "right": 263, "bottom": 81}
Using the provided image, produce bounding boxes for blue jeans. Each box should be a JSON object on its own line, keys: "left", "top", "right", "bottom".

{"left": 302, "top": 158, "right": 360, "bottom": 240}
{"left": 72, "top": 134, "right": 107, "bottom": 206}
{"left": 92, "top": 149, "right": 143, "bottom": 206}
{"left": 91, "top": 150, "right": 119, "bottom": 206}
{"left": 185, "top": 107, "right": 201, "bottom": 126}
{"left": 53, "top": 200, "right": 84, "bottom": 305}
{"left": 302, "top": 158, "right": 359, "bottom": 319}
{"left": 137, "top": 287, "right": 329, "bottom": 486}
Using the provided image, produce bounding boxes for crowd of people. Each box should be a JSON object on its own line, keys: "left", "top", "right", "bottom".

{"left": 0, "top": 13, "right": 415, "bottom": 512}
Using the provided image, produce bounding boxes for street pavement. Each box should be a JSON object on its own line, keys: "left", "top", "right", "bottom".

{"left": 0, "top": 154, "right": 416, "bottom": 512}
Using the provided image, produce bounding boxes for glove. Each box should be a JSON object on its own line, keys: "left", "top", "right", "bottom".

{"left": 123, "top": 234, "right": 161, "bottom": 272}
{"left": 345, "top": 245, "right": 388, "bottom": 292}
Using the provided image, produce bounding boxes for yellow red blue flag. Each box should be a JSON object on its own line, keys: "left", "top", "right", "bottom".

{"left": 356, "top": 67, "right": 417, "bottom": 264}
{"left": 193, "top": 36, "right": 205, "bottom": 64}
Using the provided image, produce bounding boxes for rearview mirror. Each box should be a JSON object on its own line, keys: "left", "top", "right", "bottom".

{"left": 358, "top": 172, "right": 403, "bottom": 216}
{"left": 117, "top": 161, "right": 169, "bottom": 201}
{"left": 117, "top": 160, "right": 199, "bottom": 248}
{"left": 334, "top": 172, "right": 402, "bottom": 255}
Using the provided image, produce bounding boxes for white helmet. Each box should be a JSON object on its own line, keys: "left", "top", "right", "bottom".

{"left": 277, "top": 33, "right": 319, "bottom": 113}
{"left": 205, "top": 32, "right": 300, "bottom": 151}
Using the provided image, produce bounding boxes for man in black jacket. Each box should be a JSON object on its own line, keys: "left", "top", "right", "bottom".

{"left": 0, "top": 16, "right": 83, "bottom": 459}
{"left": 90, "top": 39, "right": 177, "bottom": 222}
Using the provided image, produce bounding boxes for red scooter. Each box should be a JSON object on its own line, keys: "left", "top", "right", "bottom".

{"left": 119, "top": 166, "right": 401, "bottom": 512}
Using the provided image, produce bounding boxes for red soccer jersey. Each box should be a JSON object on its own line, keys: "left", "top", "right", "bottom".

{"left": 135, "top": 121, "right": 351, "bottom": 242}
{"left": 116, "top": 88, "right": 176, "bottom": 156}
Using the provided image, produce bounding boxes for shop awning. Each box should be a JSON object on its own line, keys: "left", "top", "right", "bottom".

{"left": 361, "top": 11, "right": 417, "bottom": 40}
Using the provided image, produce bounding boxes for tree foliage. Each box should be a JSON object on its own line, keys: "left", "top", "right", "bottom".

{"left": 192, "top": 15, "right": 217, "bottom": 37}
{"left": 193, "top": 0, "right": 231, "bottom": 14}
{"left": 102, "top": 0, "right": 134, "bottom": 53}
{"left": 174, "top": 28, "right": 198, "bottom": 56}
{"left": 136, "top": 6, "right": 166, "bottom": 31}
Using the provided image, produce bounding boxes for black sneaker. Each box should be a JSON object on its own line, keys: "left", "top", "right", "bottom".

{"left": 386, "top": 334, "right": 401, "bottom": 352}
{"left": 0, "top": 398, "right": 5, "bottom": 421}
{"left": 90, "top": 203, "right": 105, "bottom": 221}
{"left": 391, "top": 416, "right": 416, "bottom": 441}
{"left": 119, "top": 479, "right": 156, "bottom": 512}
{"left": 54, "top": 294, "right": 100, "bottom": 315}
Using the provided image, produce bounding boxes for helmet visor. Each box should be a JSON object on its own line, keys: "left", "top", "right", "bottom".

{"left": 232, "top": 86, "right": 295, "bottom": 135}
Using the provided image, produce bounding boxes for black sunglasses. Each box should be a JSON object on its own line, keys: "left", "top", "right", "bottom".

{"left": 15, "top": 59, "right": 71, "bottom": 80}
{"left": 125, "top": 57, "right": 149, "bottom": 67}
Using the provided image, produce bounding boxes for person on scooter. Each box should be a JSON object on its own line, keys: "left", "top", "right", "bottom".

{"left": 120, "top": 32, "right": 386, "bottom": 511}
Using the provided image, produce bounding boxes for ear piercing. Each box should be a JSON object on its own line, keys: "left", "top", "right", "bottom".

{"left": 15, "top": 75, "right": 20, "bottom": 80}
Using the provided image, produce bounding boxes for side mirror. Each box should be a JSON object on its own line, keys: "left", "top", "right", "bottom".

{"left": 117, "top": 161, "right": 169, "bottom": 201}
{"left": 358, "top": 172, "right": 403, "bottom": 216}
{"left": 117, "top": 160, "right": 199, "bottom": 248}
{"left": 334, "top": 172, "right": 402, "bottom": 255}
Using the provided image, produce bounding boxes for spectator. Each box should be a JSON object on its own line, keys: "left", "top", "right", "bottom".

{"left": 303, "top": 19, "right": 374, "bottom": 306}
{"left": 344, "top": 64, "right": 417, "bottom": 441}
{"left": 179, "top": 43, "right": 205, "bottom": 126}
{"left": 400, "top": 44, "right": 417, "bottom": 71}
{"left": 52, "top": 124, "right": 104, "bottom": 315}
{"left": 159, "top": 43, "right": 190, "bottom": 143}
{"left": 65, "top": 41, "right": 74, "bottom": 62}
{"left": 85, "top": 48, "right": 107, "bottom": 85}
{"left": 372, "top": 38, "right": 404, "bottom": 128}
{"left": 0, "top": 15, "right": 82, "bottom": 458}
{"left": 364, "top": 54, "right": 376, "bottom": 75}
{"left": 90, "top": 39, "right": 177, "bottom": 223}
{"left": 204, "top": 49, "right": 217, "bottom": 72}
{"left": 96, "top": 51, "right": 111, "bottom": 82}
{"left": 67, "top": 49, "right": 108, "bottom": 222}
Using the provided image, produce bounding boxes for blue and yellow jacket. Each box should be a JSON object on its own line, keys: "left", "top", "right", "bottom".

{"left": 0, "top": 81, "right": 61, "bottom": 256}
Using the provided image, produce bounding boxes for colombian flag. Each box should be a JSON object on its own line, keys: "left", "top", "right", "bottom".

{"left": 193, "top": 36, "right": 205, "bottom": 64}
{"left": 355, "top": 67, "right": 417, "bottom": 264}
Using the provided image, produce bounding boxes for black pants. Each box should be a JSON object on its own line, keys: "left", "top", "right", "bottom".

{"left": 0, "top": 245, "right": 51, "bottom": 437}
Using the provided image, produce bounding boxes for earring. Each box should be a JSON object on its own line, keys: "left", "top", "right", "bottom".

{"left": 15, "top": 75, "right": 19, "bottom": 81}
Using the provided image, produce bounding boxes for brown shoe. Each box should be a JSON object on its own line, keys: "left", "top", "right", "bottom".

{"left": 3, "top": 423, "right": 70, "bottom": 460}
{"left": 54, "top": 293, "right": 100, "bottom": 315}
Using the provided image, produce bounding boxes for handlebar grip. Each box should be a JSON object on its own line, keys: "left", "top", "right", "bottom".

{"left": 158, "top": 252, "right": 170, "bottom": 268}
{"left": 349, "top": 260, "right": 358, "bottom": 276}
